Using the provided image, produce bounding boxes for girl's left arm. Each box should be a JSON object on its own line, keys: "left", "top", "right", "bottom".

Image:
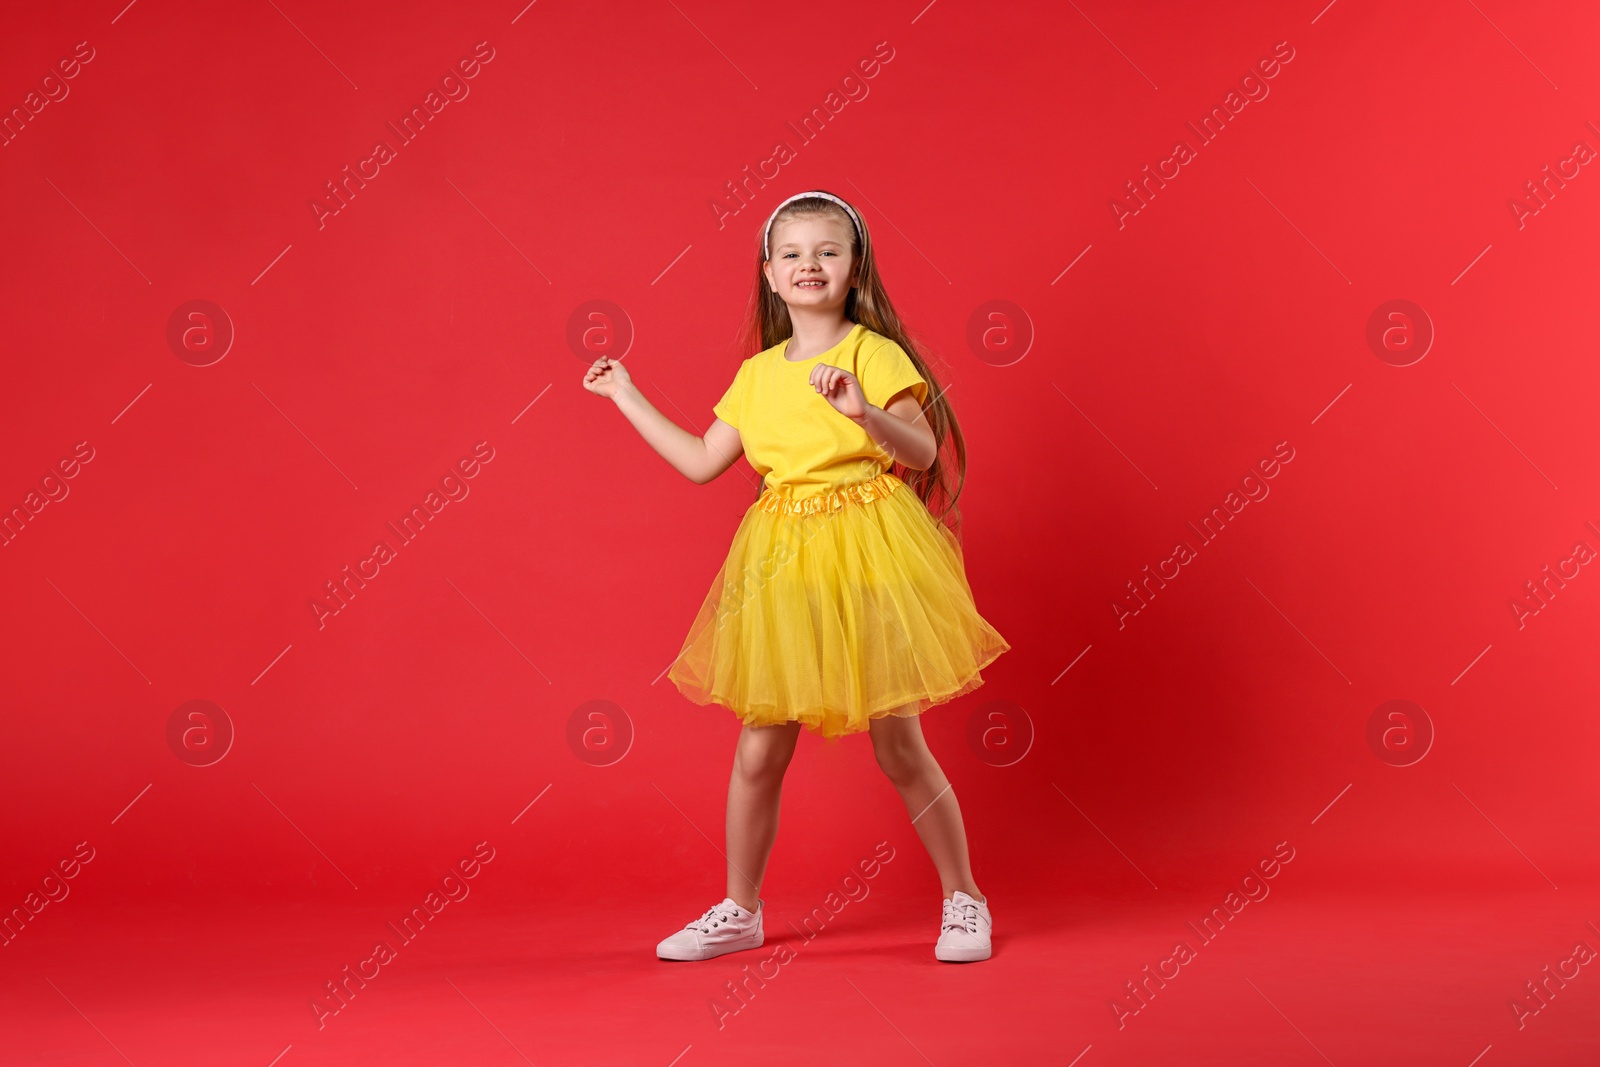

{"left": 851, "top": 390, "right": 937, "bottom": 471}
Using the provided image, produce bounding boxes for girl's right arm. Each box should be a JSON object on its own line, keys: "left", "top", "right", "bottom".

{"left": 584, "top": 356, "right": 744, "bottom": 484}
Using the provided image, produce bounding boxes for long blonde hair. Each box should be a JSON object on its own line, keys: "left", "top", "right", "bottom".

{"left": 736, "top": 191, "right": 968, "bottom": 535}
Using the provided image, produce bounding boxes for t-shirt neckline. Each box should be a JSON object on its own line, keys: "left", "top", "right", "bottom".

{"left": 780, "top": 322, "right": 863, "bottom": 364}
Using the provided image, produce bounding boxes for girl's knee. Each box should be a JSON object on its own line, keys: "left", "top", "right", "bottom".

{"left": 869, "top": 716, "right": 929, "bottom": 782}
{"left": 735, "top": 723, "right": 800, "bottom": 780}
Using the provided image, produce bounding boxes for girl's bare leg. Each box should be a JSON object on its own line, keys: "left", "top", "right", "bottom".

{"left": 725, "top": 721, "right": 803, "bottom": 911}
{"left": 868, "top": 711, "right": 983, "bottom": 901}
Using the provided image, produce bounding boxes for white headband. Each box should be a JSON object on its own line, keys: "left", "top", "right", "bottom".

{"left": 762, "top": 191, "right": 864, "bottom": 259}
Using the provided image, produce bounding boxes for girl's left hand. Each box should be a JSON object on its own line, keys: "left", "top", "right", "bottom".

{"left": 810, "top": 362, "right": 870, "bottom": 423}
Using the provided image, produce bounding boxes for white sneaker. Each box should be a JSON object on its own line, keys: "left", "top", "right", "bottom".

{"left": 936, "top": 890, "right": 992, "bottom": 962}
{"left": 656, "top": 897, "right": 765, "bottom": 961}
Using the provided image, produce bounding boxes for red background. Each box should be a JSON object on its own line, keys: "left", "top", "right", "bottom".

{"left": 2, "top": 1, "right": 1598, "bottom": 1064}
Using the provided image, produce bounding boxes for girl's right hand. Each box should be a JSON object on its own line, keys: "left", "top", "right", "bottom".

{"left": 583, "top": 355, "right": 632, "bottom": 400}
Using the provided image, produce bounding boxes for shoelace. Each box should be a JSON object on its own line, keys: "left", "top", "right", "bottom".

{"left": 687, "top": 902, "right": 745, "bottom": 933}
{"left": 942, "top": 898, "right": 982, "bottom": 935}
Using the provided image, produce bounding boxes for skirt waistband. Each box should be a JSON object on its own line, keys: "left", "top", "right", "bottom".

{"left": 756, "top": 471, "right": 903, "bottom": 518}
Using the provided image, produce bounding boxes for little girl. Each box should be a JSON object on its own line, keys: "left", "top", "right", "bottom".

{"left": 583, "top": 190, "right": 1010, "bottom": 963}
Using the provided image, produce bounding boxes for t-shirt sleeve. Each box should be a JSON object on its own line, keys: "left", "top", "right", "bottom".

{"left": 858, "top": 337, "right": 929, "bottom": 410}
{"left": 712, "top": 359, "right": 750, "bottom": 429}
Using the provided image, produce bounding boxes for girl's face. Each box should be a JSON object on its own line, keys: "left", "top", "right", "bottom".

{"left": 763, "top": 213, "right": 858, "bottom": 311}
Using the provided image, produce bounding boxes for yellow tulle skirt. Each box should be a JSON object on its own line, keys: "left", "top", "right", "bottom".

{"left": 668, "top": 470, "right": 1011, "bottom": 741}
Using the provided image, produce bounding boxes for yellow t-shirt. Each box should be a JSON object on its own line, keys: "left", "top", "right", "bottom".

{"left": 713, "top": 322, "right": 930, "bottom": 499}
